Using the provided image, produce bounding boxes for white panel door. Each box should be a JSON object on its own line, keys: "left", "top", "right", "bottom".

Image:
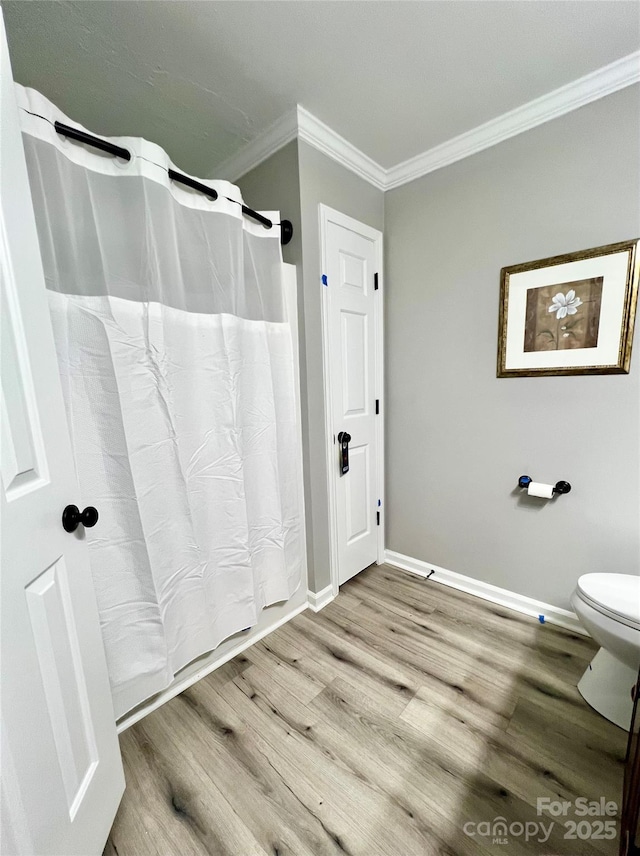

{"left": 324, "top": 210, "right": 382, "bottom": 586}
{"left": 0, "top": 13, "right": 125, "bottom": 855}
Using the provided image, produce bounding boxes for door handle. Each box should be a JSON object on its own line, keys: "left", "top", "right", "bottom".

{"left": 337, "top": 432, "right": 351, "bottom": 475}
{"left": 62, "top": 505, "right": 99, "bottom": 533}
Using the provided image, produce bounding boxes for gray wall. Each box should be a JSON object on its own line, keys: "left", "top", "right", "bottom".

{"left": 239, "top": 89, "right": 639, "bottom": 606}
{"left": 236, "top": 141, "right": 302, "bottom": 271}
{"left": 384, "top": 85, "right": 640, "bottom": 610}
{"left": 298, "top": 141, "right": 385, "bottom": 591}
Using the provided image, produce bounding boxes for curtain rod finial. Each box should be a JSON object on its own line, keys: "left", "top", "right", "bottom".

{"left": 280, "top": 220, "right": 293, "bottom": 246}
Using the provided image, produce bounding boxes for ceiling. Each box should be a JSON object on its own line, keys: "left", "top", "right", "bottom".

{"left": 4, "top": 1, "right": 640, "bottom": 178}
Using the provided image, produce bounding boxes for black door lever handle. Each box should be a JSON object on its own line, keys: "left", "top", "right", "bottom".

{"left": 337, "top": 432, "right": 351, "bottom": 475}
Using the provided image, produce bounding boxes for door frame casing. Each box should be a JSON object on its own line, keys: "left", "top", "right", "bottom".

{"left": 319, "top": 204, "right": 385, "bottom": 599}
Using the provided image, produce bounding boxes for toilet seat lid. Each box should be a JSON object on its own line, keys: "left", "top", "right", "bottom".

{"left": 577, "top": 573, "right": 640, "bottom": 627}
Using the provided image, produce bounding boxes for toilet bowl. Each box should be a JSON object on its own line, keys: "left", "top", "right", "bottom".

{"left": 571, "top": 573, "right": 640, "bottom": 730}
{"left": 571, "top": 574, "right": 640, "bottom": 731}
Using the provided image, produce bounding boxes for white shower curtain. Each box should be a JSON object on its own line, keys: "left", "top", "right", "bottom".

{"left": 18, "top": 86, "right": 305, "bottom": 719}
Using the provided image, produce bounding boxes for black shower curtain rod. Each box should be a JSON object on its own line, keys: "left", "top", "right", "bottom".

{"left": 53, "top": 120, "right": 294, "bottom": 246}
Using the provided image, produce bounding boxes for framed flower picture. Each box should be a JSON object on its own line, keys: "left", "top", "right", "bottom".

{"left": 497, "top": 239, "right": 639, "bottom": 377}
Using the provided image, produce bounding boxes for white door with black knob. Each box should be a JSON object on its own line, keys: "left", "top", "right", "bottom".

{"left": 1, "top": 12, "right": 124, "bottom": 855}
{"left": 321, "top": 206, "right": 384, "bottom": 589}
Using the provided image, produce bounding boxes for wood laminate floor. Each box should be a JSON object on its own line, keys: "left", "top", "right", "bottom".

{"left": 105, "top": 564, "right": 627, "bottom": 856}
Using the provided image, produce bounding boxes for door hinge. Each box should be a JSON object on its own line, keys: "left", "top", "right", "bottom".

{"left": 374, "top": 272, "right": 379, "bottom": 290}
{"left": 375, "top": 399, "right": 379, "bottom": 415}
{"left": 376, "top": 511, "right": 380, "bottom": 526}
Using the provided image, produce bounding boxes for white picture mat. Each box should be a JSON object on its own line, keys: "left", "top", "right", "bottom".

{"left": 504, "top": 250, "right": 630, "bottom": 369}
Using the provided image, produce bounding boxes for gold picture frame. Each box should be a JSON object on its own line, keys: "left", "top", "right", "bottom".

{"left": 497, "top": 239, "right": 639, "bottom": 377}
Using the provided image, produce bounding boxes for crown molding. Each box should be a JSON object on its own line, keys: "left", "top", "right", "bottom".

{"left": 385, "top": 50, "right": 640, "bottom": 190}
{"left": 211, "top": 107, "right": 298, "bottom": 182}
{"left": 212, "top": 103, "right": 387, "bottom": 189}
{"left": 212, "top": 51, "right": 640, "bottom": 191}
{"left": 296, "top": 105, "right": 387, "bottom": 190}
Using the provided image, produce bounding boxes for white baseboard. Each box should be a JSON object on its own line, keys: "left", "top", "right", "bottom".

{"left": 384, "top": 550, "right": 588, "bottom": 636}
{"left": 307, "top": 584, "right": 336, "bottom": 612}
{"left": 116, "top": 600, "right": 308, "bottom": 733}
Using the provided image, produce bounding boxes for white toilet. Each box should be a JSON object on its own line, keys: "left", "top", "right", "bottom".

{"left": 571, "top": 573, "right": 640, "bottom": 730}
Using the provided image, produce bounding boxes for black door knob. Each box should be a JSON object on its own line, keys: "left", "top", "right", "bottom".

{"left": 62, "top": 505, "right": 99, "bottom": 533}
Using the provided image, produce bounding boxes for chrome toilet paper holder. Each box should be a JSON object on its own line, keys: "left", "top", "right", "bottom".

{"left": 518, "top": 475, "right": 571, "bottom": 495}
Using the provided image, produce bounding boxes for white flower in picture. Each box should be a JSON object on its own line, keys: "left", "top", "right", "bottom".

{"left": 548, "top": 290, "right": 583, "bottom": 320}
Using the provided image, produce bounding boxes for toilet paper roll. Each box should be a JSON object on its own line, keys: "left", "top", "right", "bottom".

{"left": 527, "top": 481, "right": 554, "bottom": 499}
